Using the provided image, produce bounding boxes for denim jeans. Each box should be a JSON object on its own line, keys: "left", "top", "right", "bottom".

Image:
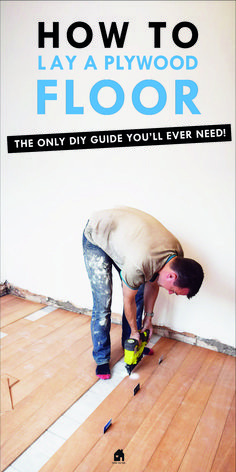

{"left": 83, "top": 232, "right": 144, "bottom": 365}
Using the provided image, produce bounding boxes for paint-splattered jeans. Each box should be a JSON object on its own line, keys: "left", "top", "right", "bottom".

{"left": 83, "top": 232, "right": 144, "bottom": 365}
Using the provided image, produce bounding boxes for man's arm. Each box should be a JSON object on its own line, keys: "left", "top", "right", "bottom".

{"left": 122, "top": 279, "right": 159, "bottom": 341}
{"left": 122, "top": 282, "right": 139, "bottom": 341}
{"left": 142, "top": 280, "right": 159, "bottom": 338}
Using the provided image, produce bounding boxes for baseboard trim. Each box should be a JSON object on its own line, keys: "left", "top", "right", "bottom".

{"left": 153, "top": 326, "right": 236, "bottom": 357}
{"left": 1, "top": 281, "right": 235, "bottom": 357}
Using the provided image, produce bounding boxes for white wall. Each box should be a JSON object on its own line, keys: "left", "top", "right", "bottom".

{"left": 1, "top": 1, "right": 235, "bottom": 347}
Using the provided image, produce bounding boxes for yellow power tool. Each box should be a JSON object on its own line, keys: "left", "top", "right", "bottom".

{"left": 124, "top": 329, "right": 150, "bottom": 375}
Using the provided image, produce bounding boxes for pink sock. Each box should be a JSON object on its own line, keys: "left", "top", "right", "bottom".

{"left": 96, "top": 363, "right": 111, "bottom": 380}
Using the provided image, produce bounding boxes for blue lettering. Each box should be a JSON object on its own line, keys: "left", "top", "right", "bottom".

{"left": 153, "top": 55, "right": 168, "bottom": 70}
{"left": 50, "top": 55, "right": 63, "bottom": 70}
{"left": 38, "top": 56, "right": 46, "bottom": 70}
{"left": 186, "top": 56, "right": 198, "bottom": 70}
{"left": 124, "top": 56, "right": 135, "bottom": 69}
{"left": 132, "top": 79, "right": 167, "bottom": 115}
{"left": 37, "top": 80, "right": 57, "bottom": 114}
{"left": 170, "top": 55, "right": 184, "bottom": 70}
{"left": 65, "top": 56, "right": 77, "bottom": 70}
{"left": 116, "top": 56, "right": 124, "bottom": 70}
{"left": 175, "top": 80, "right": 200, "bottom": 114}
{"left": 90, "top": 80, "right": 124, "bottom": 115}
{"left": 136, "top": 56, "right": 153, "bottom": 70}
{"left": 84, "top": 55, "right": 97, "bottom": 70}
{"left": 105, "top": 56, "right": 114, "bottom": 70}
{"left": 66, "top": 80, "right": 84, "bottom": 114}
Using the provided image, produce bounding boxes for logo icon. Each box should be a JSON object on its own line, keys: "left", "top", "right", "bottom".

{"left": 114, "top": 449, "right": 125, "bottom": 462}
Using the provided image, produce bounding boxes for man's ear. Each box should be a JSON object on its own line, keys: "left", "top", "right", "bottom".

{"left": 167, "top": 272, "right": 177, "bottom": 281}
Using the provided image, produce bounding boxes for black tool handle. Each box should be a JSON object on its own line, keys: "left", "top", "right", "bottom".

{"left": 124, "top": 338, "right": 139, "bottom": 351}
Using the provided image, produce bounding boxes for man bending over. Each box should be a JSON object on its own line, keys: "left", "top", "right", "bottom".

{"left": 83, "top": 207, "right": 204, "bottom": 379}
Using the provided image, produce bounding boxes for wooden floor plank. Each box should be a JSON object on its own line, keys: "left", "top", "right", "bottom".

{"left": 27, "top": 340, "right": 236, "bottom": 472}
{"left": 1, "top": 315, "right": 90, "bottom": 376}
{"left": 107, "top": 346, "right": 215, "bottom": 472}
{"left": 9, "top": 319, "right": 90, "bottom": 382}
{"left": 1, "top": 324, "right": 123, "bottom": 471}
{"left": 0, "top": 295, "right": 46, "bottom": 328}
{"left": 11, "top": 321, "right": 92, "bottom": 405}
{"left": 0, "top": 309, "right": 78, "bottom": 350}
{"left": 0, "top": 319, "right": 32, "bottom": 346}
{"left": 75, "top": 344, "right": 206, "bottom": 472}
{"left": 73, "top": 342, "right": 193, "bottom": 472}
{"left": 1, "top": 309, "right": 85, "bottom": 358}
{"left": 39, "top": 339, "right": 186, "bottom": 472}
{"left": 2, "top": 322, "right": 120, "bottom": 438}
{"left": 177, "top": 355, "right": 235, "bottom": 472}
{"left": 140, "top": 350, "right": 225, "bottom": 472}
{"left": 210, "top": 393, "right": 235, "bottom": 472}
{"left": 1, "top": 317, "right": 54, "bottom": 356}
{"left": 2, "top": 296, "right": 235, "bottom": 472}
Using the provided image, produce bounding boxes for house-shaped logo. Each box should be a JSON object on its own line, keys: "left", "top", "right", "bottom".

{"left": 114, "top": 449, "right": 125, "bottom": 462}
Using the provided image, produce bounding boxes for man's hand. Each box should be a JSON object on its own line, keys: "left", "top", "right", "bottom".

{"left": 122, "top": 279, "right": 159, "bottom": 344}
{"left": 142, "top": 315, "right": 153, "bottom": 340}
{"left": 130, "top": 329, "right": 140, "bottom": 343}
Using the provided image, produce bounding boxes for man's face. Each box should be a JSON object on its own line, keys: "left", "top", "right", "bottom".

{"left": 157, "top": 272, "right": 190, "bottom": 296}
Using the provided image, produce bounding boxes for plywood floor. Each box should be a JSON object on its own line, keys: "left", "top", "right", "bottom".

{"left": 40, "top": 337, "right": 235, "bottom": 472}
{"left": 1, "top": 295, "right": 235, "bottom": 472}
{"left": 0, "top": 295, "right": 123, "bottom": 471}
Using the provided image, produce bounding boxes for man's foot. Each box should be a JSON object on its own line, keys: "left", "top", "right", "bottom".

{"left": 96, "top": 363, "right": 111, "bottom": 380}
{"left": 143, "top": 347, "right": 154, "bottom": 356}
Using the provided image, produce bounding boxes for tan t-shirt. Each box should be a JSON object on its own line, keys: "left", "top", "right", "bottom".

{"left": 84, "top": 207, "right": 183, "bottom": 289}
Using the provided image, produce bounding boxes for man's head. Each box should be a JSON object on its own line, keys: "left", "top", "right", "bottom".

{"left": 157, "top": 256, "right": 204, "bottom": 298}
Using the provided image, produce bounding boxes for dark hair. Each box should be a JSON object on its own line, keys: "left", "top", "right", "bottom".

{"left": 170, "top": 257, "right": 204, "bottom": 299}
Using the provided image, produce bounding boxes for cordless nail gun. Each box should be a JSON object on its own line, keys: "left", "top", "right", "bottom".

{"left": 124, "top": 329, "right": 150, "bottom": 375}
